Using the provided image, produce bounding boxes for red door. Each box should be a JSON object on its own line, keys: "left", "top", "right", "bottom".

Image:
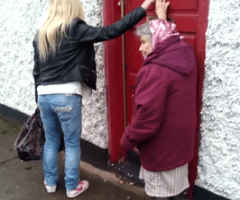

{"left": 124, "top": 0, "right": 209, "bottom": 199}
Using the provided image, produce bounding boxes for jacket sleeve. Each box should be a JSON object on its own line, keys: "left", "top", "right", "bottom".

{"left": 121, "top": 65, "right": 171, "bottom": 150}
{"left": 75, "top": 7, "right": 146, "bottom": 43}
{"left": 32, "top": 40, "right": 40, "bottom": 104}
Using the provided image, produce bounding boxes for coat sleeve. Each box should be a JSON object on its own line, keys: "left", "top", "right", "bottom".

{"left": 75, "top": 7, "right": 146, "bottom": 43}
{"left": 121, "top": 65, "right": 171, "bottom": 150}
{"left": 32, "top": 40, "right": 40, "bottom": 104}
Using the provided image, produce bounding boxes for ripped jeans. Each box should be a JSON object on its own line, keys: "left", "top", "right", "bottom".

{"left": 38, "top": 94, "right": 82, "bottom": 191}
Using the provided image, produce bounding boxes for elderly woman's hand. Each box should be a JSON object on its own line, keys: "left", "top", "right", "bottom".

{"left": 141, "top": 0, "right": 156, "bottom": 11}
{"left": 155, "top": 0, "right": 170, "bottom": 20}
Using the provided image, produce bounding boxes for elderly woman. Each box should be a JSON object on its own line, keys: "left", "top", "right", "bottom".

{"left": 120, "top": 0, "right": 197, "bottom": 200}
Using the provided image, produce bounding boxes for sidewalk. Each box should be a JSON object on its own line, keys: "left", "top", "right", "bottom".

{"left": 0, "top": 117, "right": 150, "bottom": 200}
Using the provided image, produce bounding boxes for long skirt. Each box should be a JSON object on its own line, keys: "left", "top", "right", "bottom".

{"left": 139, "top": 164, "right": 189, "bottom": 197}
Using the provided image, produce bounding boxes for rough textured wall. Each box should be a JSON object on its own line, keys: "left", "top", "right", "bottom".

{"left": 0, "top": 0, "right": 107, "bottom": 148}
{"left": 196, "top": 0, "right": 240, "bottom": 199}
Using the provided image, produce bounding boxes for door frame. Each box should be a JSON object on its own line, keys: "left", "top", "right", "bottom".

{"left": 103, "top": 0, "right": 127, "bottom": 163}
{"left": 187, "top": 0, "right": 210, "bottom": 198}
{"left": 103, "top": 0, "right": 209, "bottom": 199}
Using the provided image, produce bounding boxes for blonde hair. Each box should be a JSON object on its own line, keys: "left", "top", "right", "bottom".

{"left": 38, "top": 0, "right": 84, "bottom": 61}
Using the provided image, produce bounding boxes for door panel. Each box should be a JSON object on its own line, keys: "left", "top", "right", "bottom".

{"left": 170, "top": 0, "right": 198, "bottom": 10}
{"left": 169, "top": 14, "right": 199, "bottom": 32}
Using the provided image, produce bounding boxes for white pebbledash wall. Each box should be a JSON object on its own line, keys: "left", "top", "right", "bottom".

{"left": 196, "top": 0, "right": 240, "bottom": 200}
{"left": 0, "top": 0, "right": 107, "bottom": 149}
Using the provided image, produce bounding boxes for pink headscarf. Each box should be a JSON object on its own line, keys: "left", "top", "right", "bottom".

{"left": 149, "top": 19, "right": 183, "bottom": 49}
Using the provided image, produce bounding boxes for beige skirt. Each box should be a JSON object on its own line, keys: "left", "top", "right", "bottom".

{"left": 139, "top": 164, "right": 189, "bottom": 197}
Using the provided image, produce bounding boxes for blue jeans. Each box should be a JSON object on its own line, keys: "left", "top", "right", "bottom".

{"left": 38, "top": 94, "right": 82, "bottom": 191}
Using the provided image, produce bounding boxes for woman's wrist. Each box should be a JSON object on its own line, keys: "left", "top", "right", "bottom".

{"left": 156, "top": 13, "right": 166, "bottom": 20}
{"left": 141, "top": 0, "right": 154, "bottom": 11}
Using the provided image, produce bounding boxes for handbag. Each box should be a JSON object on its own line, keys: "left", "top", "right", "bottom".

{"left": 14, "top": 108, "right": 44, "bottom": 161}
{"left": 14, "top": 108, "right": 65, "bottom": 161}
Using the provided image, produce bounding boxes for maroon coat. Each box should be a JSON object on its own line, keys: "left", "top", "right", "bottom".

{"left": 121, "top": 36, "right": 197, "bottom": 171}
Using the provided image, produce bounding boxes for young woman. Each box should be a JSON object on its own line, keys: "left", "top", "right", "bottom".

{"left": 121, "top": 0, "right": 197, "bottom": 200}
{"left": 33, "top": 0, "right": 155, "bottom": 198}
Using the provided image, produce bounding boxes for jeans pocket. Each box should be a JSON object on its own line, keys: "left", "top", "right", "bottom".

{"left": 52, "top": 95, "right": 75, "bottom": 114}
{"left": 52, "top": 94, "right": 67, "bottom": 107}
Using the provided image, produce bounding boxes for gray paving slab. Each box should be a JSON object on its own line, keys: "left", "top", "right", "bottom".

{"left": 0, "top": 118, "right": 20, "bottom": 163}
{"left": 0, "top": 118, "right": 150, "bottom": 200}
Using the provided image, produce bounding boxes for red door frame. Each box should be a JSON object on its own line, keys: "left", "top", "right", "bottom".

{"left": 185, "top": 0, "right": 209, "bottom": 198}
{"left": 103, "top": 0, "right": 127, "bottom": 163}
{"left": 103, "top": 0, "right": 209, "bottom": 198}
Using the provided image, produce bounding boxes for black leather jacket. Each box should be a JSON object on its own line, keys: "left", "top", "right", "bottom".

{"left": 33, "top": 7, "right": 146, "bottom": 103}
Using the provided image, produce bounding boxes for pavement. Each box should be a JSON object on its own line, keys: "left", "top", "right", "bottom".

{"left": 0, "top": 117, "right": 151, "bottom": 200}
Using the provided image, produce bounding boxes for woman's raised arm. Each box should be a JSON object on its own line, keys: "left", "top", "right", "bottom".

{"left": 155, "top": 0, "right": 170, "bottom": 20}
{"left": 75, "top": 0, "right": 157, "bottom": 43}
